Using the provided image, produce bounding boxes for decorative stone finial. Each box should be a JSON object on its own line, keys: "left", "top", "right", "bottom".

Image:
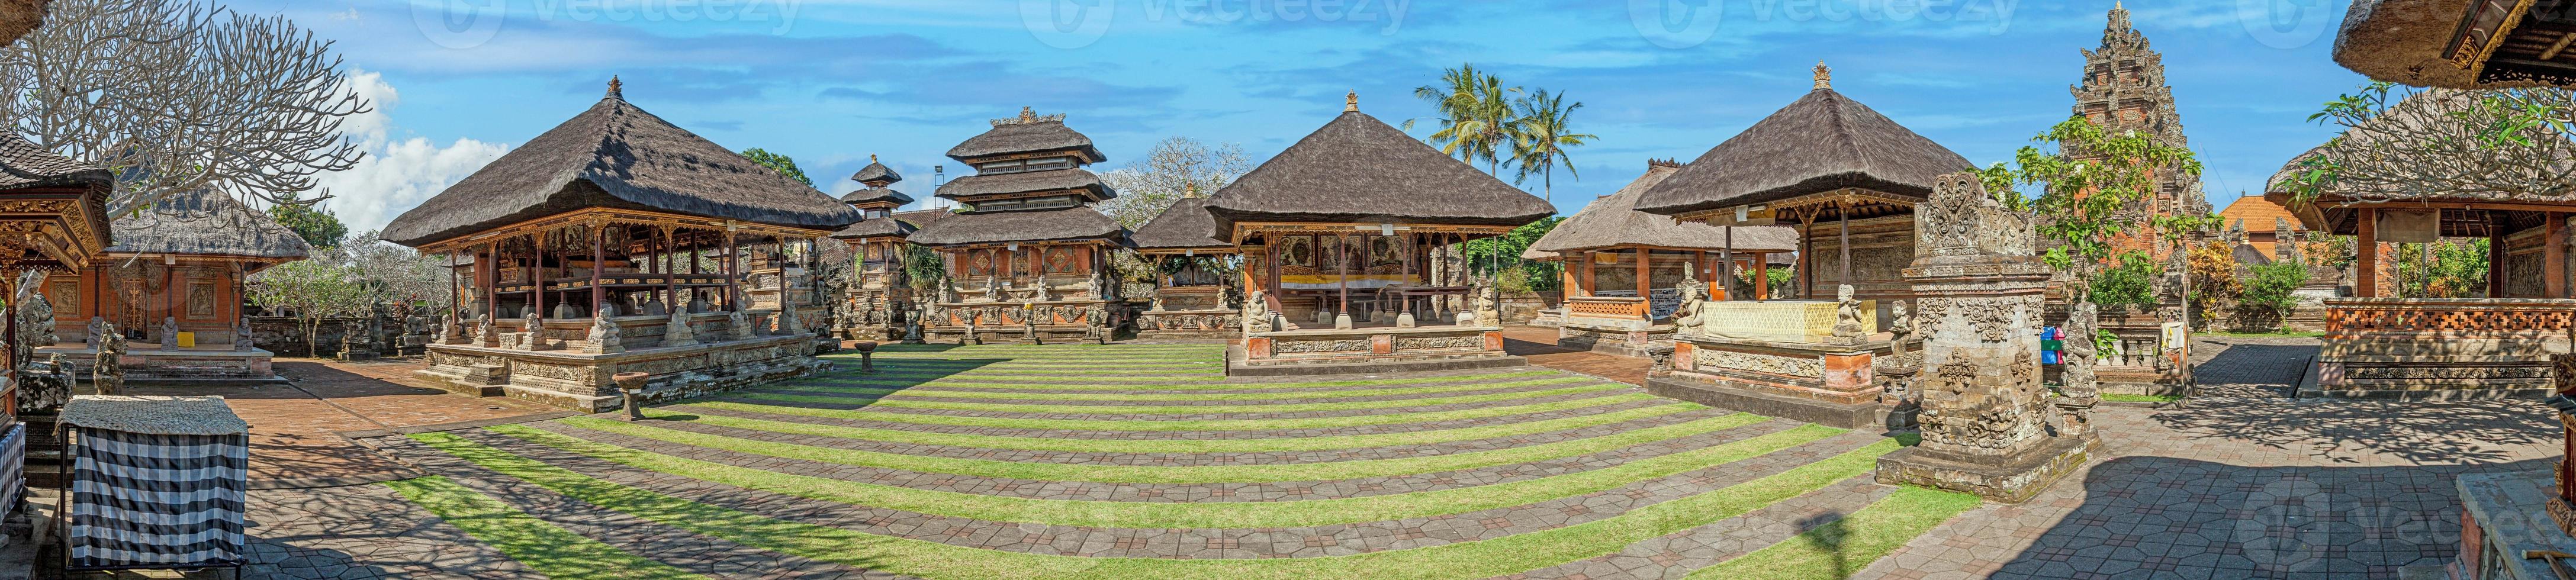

{"left": 1184, "top": 183, "right": 1199, "bottom": 198}
{"left": 1813, "top": 62, "right": 1831, "bottom": 89}
{"left": 870, "top": 153, "right": 877, "bottom": 162}
{"left": 1018, "top": 106, "right": 1037, "bottom": 122}
{"left": 1345, "top": 91, "right": 1358, "bottom": 112}
{"left": 607, "top": 76, "right": 623, "bottom": 99}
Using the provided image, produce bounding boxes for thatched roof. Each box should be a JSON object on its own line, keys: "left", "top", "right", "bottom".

{"left": 840, "top": 186, "right": 914, "bottom": 207}
{"left": 105, "top": 188, "right": 311, "bottom": 260}
{"left": 1530, "top": 160, "right": 1800, "bottom": 255}
{"left": 2331, "top": 0, "right": 2576, "bottom": 88}
{"left": 830, "top": 208, "right": 953, "bottom": 240}
{"left": 1204, "top": 107, "right": 1554, "bottom": 232}
{"left": 381, "top": 82, "right": 863, "bottom": 247}
{"left": 0, "top": 133, "right": 112, "bottom": 191}
{"left": 946, "top": 108, "right": 1105, "bottom": 163}
{"left": 904, "top": 206, "right": 1124, "bottom": 247}
{"left": 1128, "top": 197, "right": 1233, "bottom": 251}
{"left": 0, "top": 0, "right": 42, "bottom": 49}
{"left": 851, "top": 158, "right": 901, "bottom": 185}
{"left": 61, "top": 395, "right": 248, "bottom": 436}
{"left": 934, "top": 168, "right": 1112, "bottom": 201}
{"left": 1635, "top": 80, "right": 1974, "bottom": 217}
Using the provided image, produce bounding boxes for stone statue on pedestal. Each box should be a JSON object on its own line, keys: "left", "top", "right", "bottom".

{"left": 85, "top": 316, "right": 109, "bottom": 349}
{"left": 93, "top": 328, "right": 125, "bottom": 397}
{"left": 664, "top": 310, "right": 696, "bottom": 346}
{"left": 777, "top": 294, "right": 803, "bottom": 334}
{"left": 159, "top": 316, "right": 179, "bottom": 352}
{"left": 2056, "top": 301, "right": 2102, "bottom": 438}
{"left": 728, "top": 308, "right": 755, "bottom": 340}
{"left": 586, "top": 303, "right": 624, "bottom": 354}
{"left": 1243, "top": 289, "right": 1273, "bottom": 333}
{"left": 238, "top": 316, "right": 259, "bottom": 352}
{"left": 1671, "top": 263, "right": 1708, "bottom": 333}
{"left": 520, "top": 311, "right": 545, "bottom": 350}
{"left": 1828, "top": 285, "right": 1864, "bottom": 345}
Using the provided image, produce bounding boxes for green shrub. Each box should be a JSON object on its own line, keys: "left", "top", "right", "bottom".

{"left": 2085, "top": 253, "right": 2160, "bottom": 308}
{"left": 2239, "top": 261, "right": 2311, "bottom": 317}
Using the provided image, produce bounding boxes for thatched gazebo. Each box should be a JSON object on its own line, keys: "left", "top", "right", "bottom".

{"left": 1205, "top": 93, "right": 1554, "bottom": 375}
{"left": 34, "top": 187, "right": 308, "bottom": 382}
{"left": 1530, "top": 158, "right": 1797, "bottom": 356}
{"left": 382, "top": 78, "right": 858, "bottom": 412}
{"left": 1128, "top": 195, "right": 1240, "bottom": 338}
{"left": 905, "top": 108, "right": 1128, "bottom": 345}
{"left": 1629, "top": 64, "right": 1974, "bottom": 428}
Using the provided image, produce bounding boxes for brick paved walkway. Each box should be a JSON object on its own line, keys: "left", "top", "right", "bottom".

{"left": 126, "top": 359, "right": 559, "bottom": 487}
{"left": 1503, "top": 325, "right": 1648, "bottom": 385}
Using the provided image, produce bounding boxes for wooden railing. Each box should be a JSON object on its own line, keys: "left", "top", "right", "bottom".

{"left": 1565, "top": 297, "right": 1649, "bottom": 320}
{"left": 2323, "top": 298, "right": 2576, "bottom": 333}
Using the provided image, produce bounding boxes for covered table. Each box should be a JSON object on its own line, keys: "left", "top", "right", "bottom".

{"left": 56, "top": 395, "right": 249, "bottom": 575}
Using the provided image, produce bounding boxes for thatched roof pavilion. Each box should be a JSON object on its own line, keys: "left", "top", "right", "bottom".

{"left": 1634, "top": 65, "right": 1974, "bottom": 221}
{"left": 1129, "top": 197, "right": 1233, "bottom": 255}
{"left": 382, "top": 80, "right": 860, "bottom": 249}
{"left": 2329, "top": 0, "right": 2576, "bottom": 88}
{"left": 1530, "top": 160, "right": 1797, "bottom": 256}
{"left": 1203, "top": 97, "right": 1554, "bottom": 236}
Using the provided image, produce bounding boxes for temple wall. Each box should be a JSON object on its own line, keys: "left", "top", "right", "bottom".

{"left": 47, "top": 264, "right": 250, "bottom": 346}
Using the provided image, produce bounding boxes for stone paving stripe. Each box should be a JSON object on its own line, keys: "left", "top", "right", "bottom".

{"left": 1681, "top": 485, "right": 1982, "bottom": 580}
{"left": 680, "top": 392, "right": 1665, "bottom": 431}
{"left": 547, "top": 413, "right": 1771, "bottom": 484}
{"left": 411, "top": 430, "right": 1900, "bottom": 580}
{"left": 739, "top": 383, "right": 1634, "bottom": 415}
{"left": 766, "top": 376, "right": 1601, "bottom": 402}
{"left": 382, "top": 475, "right": 713, "bottom": 580}
{"left": 630, "top": 403, "right": 1704, "bottom": 454}
{"left": 801, "top": 370, "right": 1564, "bottom": 391}
{"left": 667, "top": 396, "right": 1683, "bottom": 442}
{"left": 487, "top": 421, "right": 1825, "bottom": 530}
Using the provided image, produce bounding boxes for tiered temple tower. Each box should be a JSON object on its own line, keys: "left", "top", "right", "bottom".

{"left": 905, "top": 108, "right": 1128, "bottom": 344}
{"left": 2070, "top": 2, "right": 2210, "bottom": 253}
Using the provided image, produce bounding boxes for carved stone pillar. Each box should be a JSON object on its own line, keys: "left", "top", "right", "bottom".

{"left": 2056, "top": 301, "right": 2101, "bottom": 439}
{"left": 1876, "top": 172, "right": 2095, "bottom": 503}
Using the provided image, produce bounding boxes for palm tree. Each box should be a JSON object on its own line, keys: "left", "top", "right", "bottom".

{"left": 1509, "top": 89, "right": 1596, "bottom": 204}
{"left": 1405, "top": 63, "right": 1520, "bottom": 175}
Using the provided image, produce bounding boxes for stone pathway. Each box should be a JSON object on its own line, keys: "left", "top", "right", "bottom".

{"left": 122, "top": 359, "right": 560, "bottom": 487}
{"left": 1503, "top": 325, "right": 1648, "bottom": 386}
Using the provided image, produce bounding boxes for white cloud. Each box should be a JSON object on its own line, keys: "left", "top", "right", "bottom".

{"left": 311, "top": 70, "right": 511, "bottom": 233}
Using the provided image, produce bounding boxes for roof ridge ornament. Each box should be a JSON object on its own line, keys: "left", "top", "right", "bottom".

{"left": 992, "top": 106, "right": 1066, "bottom": 127}
{"left": 607, "top": 76, "right": 623, "bottom": 99}
{"left": 1345, "top": 91, "right": 1358, "bottom": 112}
{"left": 1813, "top": 62, "right": 1831, "bottom": 89}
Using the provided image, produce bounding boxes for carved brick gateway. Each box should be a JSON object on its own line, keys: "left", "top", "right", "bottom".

{"left": 1873, "top": 172, "right": 2095, "bottom": 503}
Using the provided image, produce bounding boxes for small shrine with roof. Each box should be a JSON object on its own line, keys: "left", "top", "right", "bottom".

{"left": 384, "top": 78, "right": 859, "bottom": 412}
{"left": 1127, "top": 191, "right": 1241, "bottom": 339}
{"left": 905, "top": 108, "right": 1128, "bottom": 344}
{"left": 1205, "top": 93, "right": 1554, "bottom": 375}
{"left": 1631, "top": 64, "right": 1973, "bottom": 428}
{"left": 38, "top": 187, "right": 311, "bottom": 384}
{"left": 1526, "top": 158, "right": 1797, "bottom": 357}
{"left": 826, "top": 156, "right": 945, "bottom": 341}
{"left": 0, "top": 133, "right": 118, "bottom": 432}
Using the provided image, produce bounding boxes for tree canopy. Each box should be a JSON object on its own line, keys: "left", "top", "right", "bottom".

{"left": 739, "top": 147, "right": 813, "bottom": 186}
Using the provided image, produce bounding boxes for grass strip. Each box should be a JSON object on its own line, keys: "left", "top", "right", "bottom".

{"left": 414, "top": 431, "right": 1898, "bottom": 579}
{"left": 773, "top": 376, "right": 1598, "bottom": 402}
{"left": 383, "top": 476, "right": 711, "bottom": 580}
{"left": 475, "top": 421, "right": 1821, "bottom": 529}
{"left": 801, "top": 370, "right": 1563, "bottom": 391}
{"left": 554, "top": 413, "right": 1768, "bottom": 484}
{"left": 736, "top": 383, "right": 1633, "bottom": 415}
{"left": 680, "top": 392, "right": 1664, "bottom": 431}
{"left": 1682, "top": 486, "right": 1980, "bottom": 580}
{"left": 643, "top": 402, "right": 1702, "bottom": 453}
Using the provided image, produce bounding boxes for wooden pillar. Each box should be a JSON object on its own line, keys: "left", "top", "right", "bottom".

{"left": 1799, "top": 212, "right": 1815, "bottom": 299}
{"left": 1720, "top": 227, "right": 1735, "bottom": 301}
{"left": 1838, "top": 202, "right": 1853, "bottom": 291}
{"left": 1698, "top": 250, "right": 1718, "bottom": 301}
{"left": 1632, "top": 246, "right": 1650, "bottom": 303}
{"left": 532, "top": 232, "right": 546, "bottom": 320}
{"left": 1755, "top": 256, "right": 1771, "bottom": 301}
{"left": 483, "top": 242, "right": 497, "bottom": 323}
{"left": 660, "top": 227, "right": 677, "bottom": 312}
{"left": 1580, "top": 250, "right": 1596, "bottom": 297}
{"left": 2356, "top": 208, "right": 2379, "bottom": 298}
{"left": 2489, "top": 211, "right": 2509, "bottom": 298}
{"left": 1336, "top": 233, "right": 1350, "bottom": 318}
{"left": 2550, "top": 212, "right": 2569, "bottom": 299}
{"left": 590, "top": 223, "right": 606, "bottom": 315}
{"left": 725, "top": 231, "right": 739, "bottom": 311}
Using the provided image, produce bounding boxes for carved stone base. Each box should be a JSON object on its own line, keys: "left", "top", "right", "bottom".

{"left": 1646, "top": 376, "right": 1883, "bottom": 429}
{"left": 1875, "top": 433, "right": 2095, "bottom": 504}
{"left": 2552, "top": 495, "right": 2576, "bottom": 540}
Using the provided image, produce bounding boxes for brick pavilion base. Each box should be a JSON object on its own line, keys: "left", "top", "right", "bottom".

{"left": 40, "top": 342, "right": 283, "bottom": 385}
{"left": 1133, "top": 308, "right": 1241, "bottom": 340}
{"left": 416, "top": 333, "right": 829, "bottom": 413}
{"left": 2305, "top": 299, "right": 2574, "bottom": 399}
{"left": 1648, "top": 334, "right": 1912, "bottom": 429}
{"left": 1555, "top": 317, "right": 1675, "bottom": 358}
{"left": 1230, "top": 326, "right": 1526, "bottom": 377}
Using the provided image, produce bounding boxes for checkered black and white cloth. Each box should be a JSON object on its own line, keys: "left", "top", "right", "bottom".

{"left": 64, "top": 427, "right": 249, "bottom": 571}
{"left": 0, "top": 423, "right": 24, "bottom": 517}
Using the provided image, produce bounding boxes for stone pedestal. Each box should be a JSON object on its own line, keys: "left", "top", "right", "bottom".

{"left": 1874, "top": 172, "right": 2093, "bottom": 504}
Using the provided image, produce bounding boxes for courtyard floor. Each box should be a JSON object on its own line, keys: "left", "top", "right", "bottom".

{"left": 46, "top": 333, "right": 2564, "bottom": 579}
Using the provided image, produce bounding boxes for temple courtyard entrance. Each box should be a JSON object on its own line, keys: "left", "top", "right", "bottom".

{"left": 27, "top": 336, "right": 2555, "bottom": 579}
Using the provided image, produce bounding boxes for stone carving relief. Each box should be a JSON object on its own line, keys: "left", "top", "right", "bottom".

{"left": 1273, "top": 339, "right": 1369, "bottom": 354}
{"left": 1393, "top": 336, "right": 1482, "bottom": 351}
{"left": 1693, "top": 349, "right": 1824, "bottom": 378}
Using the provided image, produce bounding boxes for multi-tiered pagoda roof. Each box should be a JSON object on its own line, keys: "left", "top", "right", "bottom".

{"left": 905, "top": 108, "right": 1125, "bottom": 246}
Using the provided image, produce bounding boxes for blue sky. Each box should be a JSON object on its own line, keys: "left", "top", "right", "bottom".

{"left": 242, "top": 0, "right": 2367, "bottom": 233}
